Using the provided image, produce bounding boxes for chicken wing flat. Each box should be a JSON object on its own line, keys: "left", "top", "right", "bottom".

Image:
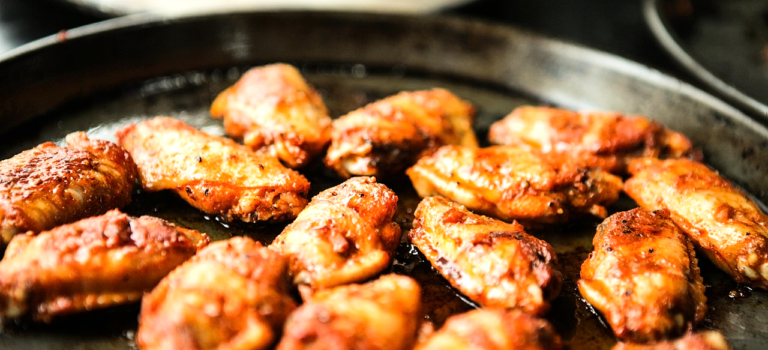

{"left": 276, "top": 274, "right": 421, "bottom": 350}
{"left": 0, "top": 132, "right": 137, "bottom": 246}
{"left": 612, "top": 331, "right": 731, "bottom": 350}
{"left": 488, "top": 106, "right": 695, "bottom": 174}
{"left": 407, "top": 145, "right": 622, "bottom": 224}
{"left": 414, "top": 308, "right": 562, "bottom": 350}
{"left": 0, "top": 209, "right": 208, "bottom": 322}
{"left": 409, "top": 196, "right": 562, "bottom": 315}
{"left": 270, "top": 176, "right": 400, "bottom": 292}
{"left": 210, "top": 63, "right": 332, "bottom": 168}
{"left": 625, "top": 158, "right": 768, "bottom": 289}
{"left": 138, "top": 237, "right": 296, "bottom": 350}
{"left": 116, "top": 117, "right": 310, "bottom": 223}
{"left": 578, "top": 208, "right": 706, "bottom": 343}
{"left": 325, "top": 88, "right": 478, "bottom": 178}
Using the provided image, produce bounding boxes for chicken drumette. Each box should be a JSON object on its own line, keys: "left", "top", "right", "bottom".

{"left": 210, "top": 63, "right": 332, "bottom": 168}
{"left": 0, "top": 132, "right": 137, "bottom": 246}
{"left": 116, "top": 117, "right": 310, "bottom": 223}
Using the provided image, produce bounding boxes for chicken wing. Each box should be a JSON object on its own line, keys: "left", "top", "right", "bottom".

{"left": 138, "top": 237, "right": 296, "bottom": 350}
{"left": 409, "top": 196, "right": 562, "bottom": 315}
{"left": 414, "top": 308, "right": 562, "bottom": 350}
{"left": 0, "top": 209, "right": 208, "bottom": 322}
{"left": 210, "top": 63, "right": 332, "bottom": 168}
{"left": 276, "top": 274, "right": 421, "bottom": 350}
{"left": 578, "top": 208, "right": 707, "bottom": 343}
{"left": 325, "top": 88, "right": 478, "bottom": 178}
{"left": 625, "top": 158, "right": 768, "bottom": 289}
{"left": 488, "top": 106, "right": 695, "bottom": 174}
{"left": 116, "top": 117, "right": 310, "bottom": 223}
{"left": 0, "top": 132, "right": 137, "bottom": 246}
{"left": 612, "top": 331, "right": 731, "bottom": 350}
{"left": 407, "top": 145, "right": 622, "bottom": 224}
{"left": 270, "top": 176, "right": 400, "bottom": 293}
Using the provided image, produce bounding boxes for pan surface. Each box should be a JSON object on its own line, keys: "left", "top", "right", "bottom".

{"left": 1, "top": 11, "right": 767, "bottom": 350}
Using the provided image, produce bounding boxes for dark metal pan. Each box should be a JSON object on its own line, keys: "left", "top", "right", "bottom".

{"left": 1, "top": 11, "right": 767, "bottom": 350}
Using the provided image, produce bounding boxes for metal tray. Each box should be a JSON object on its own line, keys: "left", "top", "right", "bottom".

{"left": 0, "top": 11, "right": 767, "bottom": 350}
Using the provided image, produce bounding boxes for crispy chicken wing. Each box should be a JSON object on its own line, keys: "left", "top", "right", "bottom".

{"left": 578, "top": 208, "right": 706, "bottom": 343}
{"left": 116, "top": 117, "right": 310, "bottom": 223}
{"left": 138, "top": 237, "right": 296, "bottom": 350}
{"left": 409, "top": 196, "right": 562, "bottom": 315}
{"left": 488, "top": 106, "right": 695, "bottom": 174}
{"left": 325, "top": 88, "right": 478, "bottom": 178}
{"left": 612, "top": 331, "right": 731, "bottom": 350}
{"left": 276, "top": 274, "right": 421, "bottom": 350}
{"left": 407, "top": 145, "right": 622, "bottom": 224}
{"left": 0, "top": 132, "right": 137, "bottom": 246}
{"left": 210, "top": 63, "right": 332, "bottom": 168}
{"left": 270, "top": 177, "right": 400, "bottom": 293}
{"left": 0, "top": 209, "right": 208, "bottom": 322}
{"left": 625, "top": 158, "right": 768, "bottom": 289}
{"left": 414, "top": 308, "right": 562, "bottom": 350}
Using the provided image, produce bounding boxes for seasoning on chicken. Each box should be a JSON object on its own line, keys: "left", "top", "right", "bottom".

{"left": 414, "top": 308, "right": 562, "bottom": 350}
{"left": 116, "top": 117, "right": 309, "bottom": 223}
{"left": 0, "top": 132, "right": 138, "bottom": 246}
{"left": 276, "top": 274, "right": 421, "bottom": 350}
{"left": 625, "top": 158, "right": 768, "bottom": 289}
{"left": 137, "top": 237, "right": 296, "bottom": 350}
{"left": 578, "top": 208, "right": 707, "bottom": 343}
{"left": 612, "top": 331, "right": 731, "bottom": 350}
{"left": 409, "top": 196, "right": 561, "bottom": 315}
{"left": 210, "top": 63, "right": 332, "bottom": 168}
{"left": 270, "top": 177, "right": 400, "bottom": 294}
{"left": 488, "top": 106, "right": 696, "bottom": 174}
{"left": 0, "top": 209, "right": 208, "bottom": 322}
{"left": 325, "top": 88, "right": 478, "bottom": 178}
{"left": 407, "top": 145, "right": 622, "bottom": 224}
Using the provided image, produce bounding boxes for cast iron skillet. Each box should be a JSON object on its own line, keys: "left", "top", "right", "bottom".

{"left": 0, "top": 11, "right": 767, "bottom": 350}
{"left": 643, "top": 0, "right": 768, "bottom": 124}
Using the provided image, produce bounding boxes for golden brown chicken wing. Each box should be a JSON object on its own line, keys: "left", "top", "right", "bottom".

{"left": 276, "top": 274, "right": 421, "bottom": 350}
{"left": 414, "top": 308, "right": 562, "bottom": 350}
{"left": 138, "top": 236, "right": 296, "bottom": 350}
{"left": 488, "top": 106, "right": 695, "bottom": 174}
{"left": 612, "top": 331, "right": 731, "bottom": 350}
{"left": 0, "top": 209, "right": 208, "bottom": 322}
{"left": 0, "top": 132, "right": 138, "bottom": 246}
{"left": 116, "top": 117, "right": 309, "bottom": 223}
{"left": 625, "top": 158, "right": 768, "bottom": 289}
{"left": 578, "top": 208, "right": 707, "bottom": 343}
{"left": 409, "top": 196, "right": 561, "bottom": 315}
{"left": 270, "top": 177, "right": 400, "bottom": 293}
{"left": 210, "top": 63, "right": 332, "bottom": 168}
{"left": 407, "top": 145, "right": 622, "bottom": 224}
{"left": 325, "top": 88, "right": 478, "bottom": 178}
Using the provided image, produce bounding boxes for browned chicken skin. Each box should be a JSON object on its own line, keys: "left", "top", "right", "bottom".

{"left": 0, "top": 132, "right": 138, "bottom": 246}
{"left": 276, "top": 274, "right": 421, "bottom": 350}
{"left": 270, "top": 177, "right": 400, "bottom": 293}
{"left": 409, "top": 196, "right": 562, "bottom": 315}
{"left": 325, "top": 88, "right": 478, "bottom": 178}
{"left": 488, "top": 106, "right": 695, "bottom": 174}
{"left": 414, "top": 308, "right": 562, "bottom": 350}
{"left": 612, "top": 331, "right": 731, "bottom": 350}
{"left": 407, "top": 145, "right": 623, "bottom": 224}
{"left": 625, "top": 158, "right": 768, "bottom": 289}
{"left": 138, "top": 237, "right": 296, "bottom": 350}
{"left": 210, "top": 63, "right": 332, "bottom": 168}
{"left": 116, "top": 117, "right": 310, "bottom": 223}
{"left": 0, "top": 209, "right": 208, "bottom": 322}
{"left": 578, "top": 208, "right": 707, "bottom": 343}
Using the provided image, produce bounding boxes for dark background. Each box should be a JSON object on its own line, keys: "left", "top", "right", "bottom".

{"left": 0, "top": 0, "right": 691, "bottom": 98}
